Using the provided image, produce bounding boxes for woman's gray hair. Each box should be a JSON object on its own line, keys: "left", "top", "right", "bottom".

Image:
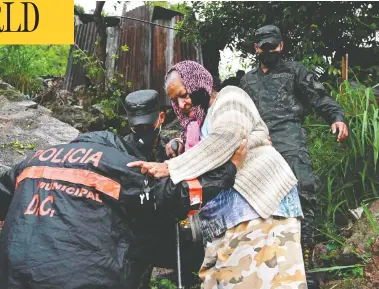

{"left": 164, "top": 70, "right": 180, "bottom": 94}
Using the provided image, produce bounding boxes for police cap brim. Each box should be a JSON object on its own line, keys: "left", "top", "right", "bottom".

{"left": 128, "top": 110, "right": 159, "bottom": 127}
{"left": 125, "top": 89, "right": 160, "bottom": 127}
{"left": 257, "top": 37, "right": 282, "bottom": 48}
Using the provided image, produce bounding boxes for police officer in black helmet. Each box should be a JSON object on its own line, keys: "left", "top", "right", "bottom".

{"left": 123, "top": 89, "right": 205, "bottom": 288}
{"left": 240, "top": 25, "right": 349, "bottom": 289}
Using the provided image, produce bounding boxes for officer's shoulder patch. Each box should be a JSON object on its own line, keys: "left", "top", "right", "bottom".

{"left": 272, "top": 73, "right": 294, "bottom": 79}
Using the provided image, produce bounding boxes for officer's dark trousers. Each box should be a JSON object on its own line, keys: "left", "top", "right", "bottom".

{"left": 126, "top": 215, "right": 204, "bottom": 289}
{"left": 282, "top": 153, "right": 320, "bottom": 288}
{"left": 282, "top": 153, "right": 319, "bottom": 244}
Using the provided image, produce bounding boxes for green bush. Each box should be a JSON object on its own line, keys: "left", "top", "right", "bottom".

{"left": 150, "top": 277, "right": 177, "bottom": 289}
{"left": 305, "top": 80, "right": 379, "bottom": 227}
{"left": 0, "top": 45, "right": 69, "bottom": 95}
{"left": 72, "top": 44, "right": 131, "bottom": 119}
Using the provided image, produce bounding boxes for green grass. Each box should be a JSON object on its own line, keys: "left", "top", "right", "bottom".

{"left": 305, "top": 80, "right": 379, "bottom": 283}
{"left": 306, "top": 80, "right": 379, "bottom": 218}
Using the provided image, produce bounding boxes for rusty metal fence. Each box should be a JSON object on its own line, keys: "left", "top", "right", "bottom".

{"left": 65, "top": 5, "right": 202, "bottom": 107}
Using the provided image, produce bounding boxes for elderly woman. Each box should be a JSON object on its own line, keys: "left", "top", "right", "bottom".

{"left": 129, "top": 61, "right": 307, "bottom": 289}
{"left": 165, "top": 74, "right": 222, "bottom": 157}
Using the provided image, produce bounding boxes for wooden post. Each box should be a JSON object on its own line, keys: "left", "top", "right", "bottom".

{"left": 342, "top": 53, "right": 348, "bottom": 81}
{"left": 340, "top": 53, "right": 348, "bottom": 93}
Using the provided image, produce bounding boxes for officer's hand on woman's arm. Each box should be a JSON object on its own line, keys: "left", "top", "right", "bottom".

{"left": 128, "top": 139, "right": 248, "bottom": 178}
{"left": 152, "top": 152, "right": 243, "bottom": 220}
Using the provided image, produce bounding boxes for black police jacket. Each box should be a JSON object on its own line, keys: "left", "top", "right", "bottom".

{"left": 240, "top": 59, "right": 345, "bottom": 155}
{"left": 0, "top": 131, "right": 236, "bottom": 289}
{"left": 123, "top": 132, "right": 168, "bottom": 163}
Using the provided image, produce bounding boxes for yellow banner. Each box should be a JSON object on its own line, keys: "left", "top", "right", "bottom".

{"left": 0, "top": 0, "right": 74, "bottom": 44}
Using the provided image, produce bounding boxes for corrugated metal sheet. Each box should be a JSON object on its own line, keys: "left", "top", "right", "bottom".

{"left": 151, "top": 18, "right": 170, "bottom": 106}
{"left": 65, "top": 22, "right": 97, "bottom": 91}
{"left": 150, "top": 14, "right": 203, "bottom": 106}
{"left": 173, "top": 16, "right": 202, "bottom": 65}
{"left": 105, "top": 26, "right": 121, "bottom": 84}
{"left": 117, "top": 5, "right": 151, "bottom": 94}
{"left": 64, "top": 5, "right": 202, "bottom": 107}
{"left": 144, "top": 7, "right": 203, "bottom": 106}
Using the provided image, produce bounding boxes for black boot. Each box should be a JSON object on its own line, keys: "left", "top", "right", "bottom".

{"left": 282, "top": 154, "right": 321, "bottom": 289}
{"left": 302, "top": 243, "right": 320, "bottom": 289}
{"left": 301, "top": 211, "right": 320, "bottom": 289}
{"left": 297, "top": 179, "right": 320, "bottom": 289}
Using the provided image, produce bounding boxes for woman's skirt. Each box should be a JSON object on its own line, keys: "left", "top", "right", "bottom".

{"left": 199, "top": 216, "right": 307, "bottom": 289}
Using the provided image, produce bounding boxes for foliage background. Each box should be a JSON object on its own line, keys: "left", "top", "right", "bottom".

{"left": 0, "top": 1, "right": 378, "bottom": 286}
{"left": 177, "top": 1, "right": 379, "bottom": 85}
{"left": 0, "top": 45, "right": 70, "bottom": 94}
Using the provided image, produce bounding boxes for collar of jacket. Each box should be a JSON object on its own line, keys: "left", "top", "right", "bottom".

{"left": 259, "top": 58, "right": 285, "bottom": 74}
{"left": 123, "top": 133, "right": 166, "bottom": 162}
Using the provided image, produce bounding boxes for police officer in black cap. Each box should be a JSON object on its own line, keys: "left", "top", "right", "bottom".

{"left": 123, "top": 89, "right": 205, "bottom": 288}
{"left": 124, "top": 89, "right": 167, "bottom": 163}
{"left": 240, "top": 25, "right": 349, "bottom": 289}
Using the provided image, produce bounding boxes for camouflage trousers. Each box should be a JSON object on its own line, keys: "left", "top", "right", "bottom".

{"left": 199, "top": 217, "right": 307, "bottom": 289}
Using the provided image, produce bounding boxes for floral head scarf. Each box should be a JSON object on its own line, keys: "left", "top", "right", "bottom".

{"left": 165, "top": 61, "right": 213, "bottom": 150}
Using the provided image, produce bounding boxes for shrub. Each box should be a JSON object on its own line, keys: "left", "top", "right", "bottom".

{"left": 0, "top": 45, "right": 69, "bottom": 95}
{"left": 305, "top": 80, "right": 379, "bottom": 227}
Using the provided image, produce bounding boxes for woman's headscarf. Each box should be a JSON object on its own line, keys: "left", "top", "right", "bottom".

{"left": 165, "top": 61, "right": 213, "bottom": 151}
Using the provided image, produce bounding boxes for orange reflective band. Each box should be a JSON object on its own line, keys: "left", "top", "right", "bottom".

{"left": 187, "top": 210, "right": 197, "bottom": 217}
{"left": 16, "top": 166, "right": 120, "bottom": 200}
{"left": 185, "top": 178, "right": 203, "bottom": 207}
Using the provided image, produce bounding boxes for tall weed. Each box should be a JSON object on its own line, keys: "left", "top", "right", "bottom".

{"left": 0, "top": 45, "right": 69, "bottom": 95}
{"left": 305, "top": 80, "right": 379, "bottom": 218}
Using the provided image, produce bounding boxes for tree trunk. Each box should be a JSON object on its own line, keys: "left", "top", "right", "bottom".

{"left": 93, "top": 1, "right": 107, "bottom": 93}
{"left": 202, "top": 41, "right": 222, "bottom": 77}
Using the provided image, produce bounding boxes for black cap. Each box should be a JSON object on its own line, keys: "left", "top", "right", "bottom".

{"left": 125, "top": 90, "right": 160, "bottom": 126}
{"left": 255, "top": 25, "right": 282, "bottom": 47}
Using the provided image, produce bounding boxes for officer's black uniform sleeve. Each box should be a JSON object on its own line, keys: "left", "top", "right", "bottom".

{"left": 0, "top": 162, "right": 23, "bottom": 220}
{"left": 296, "top": 64, "right": 345, "bottom": 124}
{"left": 239, "top": 75, "right": 258, "bottom": 104}
{"left": 153, "top": 161, "right": 237, "bottom": 220}
{"left": 239, "top": 76, "right": 246, "bottom": 89}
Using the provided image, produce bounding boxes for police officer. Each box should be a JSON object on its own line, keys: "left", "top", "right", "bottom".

{"left": 0, "top": 130, "right": 239, "bottom": 289}
{"left": 240, "top": 25, "right": 348, "bottom": 289}
{"left": 123, "top": 89, "right": 205, "bottom": 288}
{"left": 124, "top": 89, "right": 168, "bottom": 163}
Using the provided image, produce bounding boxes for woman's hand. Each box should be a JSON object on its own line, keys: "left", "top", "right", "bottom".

{"left": 129, "top": 138, "right": 248, "bottom": 177}
{"left": 127, "top": 161, "right": 169, "bottom": 178}
{"left": 231, "top": 139, "right": 248, "bottom": 170}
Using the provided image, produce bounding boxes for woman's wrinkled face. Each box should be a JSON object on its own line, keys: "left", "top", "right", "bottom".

{"left": 167, "top": 73, "right": 194, "bottom": 118}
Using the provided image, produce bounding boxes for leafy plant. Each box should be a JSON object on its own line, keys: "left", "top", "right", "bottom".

{"left": 146, "top": 1, "right": 190, "bottom": 14}
{"left": 305, "top": 80, "right": 379, "bottom": 216}
{"left": 72, "top": 44, "right": 131, "bottom": 119}
{"left": 177, "top": 2, "right": 379, "bottom": 83}
{"left": 304, "top": 80, "right": 379, "bottom": 282}
{"left": 150, "top": 277, "right": 177, "bottom": 289}
{"left": 362, "top": 203, "right": 379, "bottom": 235}
{"left": 74, "top": 4, "right": 85, "bottom": 14}
{"left": 0, "top": 45, "right": 70, "bottom": 95}
{"left": 10, "top": 141, "right": 36, "bottom": 150}
{"left": 0, "top": 141, "right": 38, "bottom": 156}
{"left": 309, "top": 264, "right": 365, "bottom": 274}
